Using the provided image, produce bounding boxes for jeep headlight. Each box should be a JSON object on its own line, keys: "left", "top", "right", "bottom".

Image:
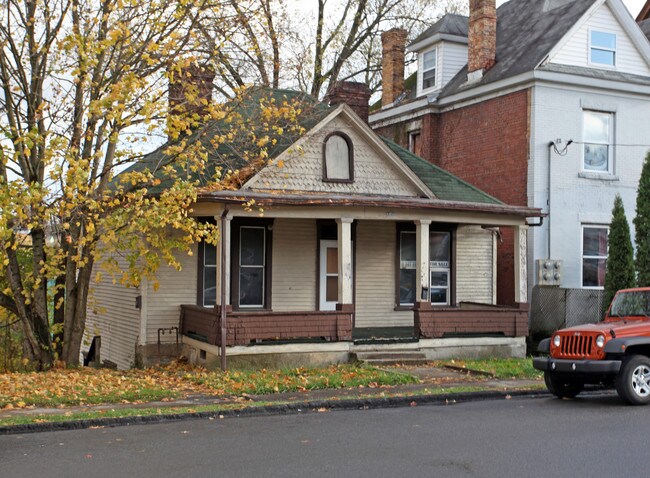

{"left": 553, "top": 335, "right": 561, "bottom": 347}
{"left": 596, "top": 335, "right": 605, "bottom": 348}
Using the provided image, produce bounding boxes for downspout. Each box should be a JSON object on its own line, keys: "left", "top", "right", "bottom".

{"left": 546, "top": 141, "right": 555, "bottom": 259}
{"left": 220, "top": 206, "right": 229, "bottom": 371}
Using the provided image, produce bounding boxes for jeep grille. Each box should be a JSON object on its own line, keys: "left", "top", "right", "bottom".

{"left": 558, "top": 334, "right": 594, "bottom": 358}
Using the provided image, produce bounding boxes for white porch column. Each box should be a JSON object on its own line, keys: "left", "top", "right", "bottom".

{"left": 416, "top": 220, "right": 431, "bottom": 303}
{"left": 336, "top": 218, "right": 354, "bottom": 305}
{"left": 216, "top": 214, "right": 232, "bottom": 306}
{"left": 514, "top": 225, "right": 528, "bottom": 304}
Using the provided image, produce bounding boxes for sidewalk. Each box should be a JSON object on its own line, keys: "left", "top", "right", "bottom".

{"left": 0, "top": 365, "right": 546, "bottom": 434}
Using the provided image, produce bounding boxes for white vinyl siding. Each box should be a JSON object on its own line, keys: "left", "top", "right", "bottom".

{"left": 550, "top": 3, "right": 650, "bottom": 76}
{"left": 355, "top": 221, "right": 412, "bottom": 328}
{"left": 455, "top": 226, "right": 495, "bottom": 304}
{"left": 85, "top": 256, "right": 142, "bottom": 370}
{"left": 417, "top": 41, "right": 468, "bottom": 96}
{"left": 271, "top": 218, "right": 317, "bottom": 311}
{"left": 144, "top": 243, "right": 198, "bottom": 345}
{"left": 441, "top": 42, "right": 469, "bottom": 86}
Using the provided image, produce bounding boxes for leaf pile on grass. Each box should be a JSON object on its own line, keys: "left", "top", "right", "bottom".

{"left": 438, "top": 358, "right": 543, "bottom": 380}
{"left": 189, "top": 364, "right": 418, "bottom": 395}
{"left": 0, "top": 364, "right": 418, "bottom": 410}
{"left": 0, "top": 366, "right": 206, "bottom": 409}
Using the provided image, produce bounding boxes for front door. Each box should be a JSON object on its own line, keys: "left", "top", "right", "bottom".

{"left": 319, "top": 240, "right": 339, "bottom": 311}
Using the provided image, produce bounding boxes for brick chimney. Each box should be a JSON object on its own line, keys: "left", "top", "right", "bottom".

{"left": 168, "top": 63, "right": 215, "bottom": 138}
{"left": 381, "top": 28, "right": 407, "bottom": 107}
{"left": 468, "top": 0, "right": 497, "bottom": 82}
{"left": 325, "top": 81, "right": 372, "bottom": 123}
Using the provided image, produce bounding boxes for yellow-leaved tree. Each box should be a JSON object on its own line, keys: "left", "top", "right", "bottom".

{"left": 0, "top": 0, "right": 310, "bottom": 369}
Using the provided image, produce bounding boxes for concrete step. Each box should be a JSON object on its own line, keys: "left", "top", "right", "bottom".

{"left": 352, "top": 351, "right": 429, "bottom": 366}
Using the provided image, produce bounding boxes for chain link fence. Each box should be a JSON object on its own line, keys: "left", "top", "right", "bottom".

{"left": 530, "top": 286, "right": 606, "bottom": 338}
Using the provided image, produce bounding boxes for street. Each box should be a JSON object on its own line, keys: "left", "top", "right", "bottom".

{"left": 0, "top": 392, "right": 645, "bottom": 477}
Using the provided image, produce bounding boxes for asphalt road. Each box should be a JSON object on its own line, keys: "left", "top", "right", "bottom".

{"left": 1, "top": 392, "right": 647, "bottom": 478}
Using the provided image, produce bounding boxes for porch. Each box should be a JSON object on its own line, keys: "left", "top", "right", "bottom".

{"left": 179, "top": 301, "right": 529, "bottom": 347}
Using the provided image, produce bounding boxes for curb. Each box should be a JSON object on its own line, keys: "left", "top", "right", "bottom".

{"left": 0, "top": 388, "right": 549, "bottom": 436}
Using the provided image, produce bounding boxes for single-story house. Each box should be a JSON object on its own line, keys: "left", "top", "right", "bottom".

{"left": 85, "top": 82, "right": 541, "bottom": 369}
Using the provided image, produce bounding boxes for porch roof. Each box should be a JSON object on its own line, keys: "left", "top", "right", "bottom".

{"left": 196, "top": 189, "right": 542, "bottom": 218}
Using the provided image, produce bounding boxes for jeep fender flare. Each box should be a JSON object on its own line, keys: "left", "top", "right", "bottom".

{"left": 604, "top": 337, "right": 650, "bottom": 355}
{"left": 537, "top": 338, "right": 550, "bottom": 353}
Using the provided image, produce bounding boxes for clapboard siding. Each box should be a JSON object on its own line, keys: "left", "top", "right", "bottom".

{"left": 418, "top": 41, "right": 468, "bottom": 96}
{"left": 355, "top": 221, "right": 413, "bottom": 328}
{"left": 456, "top": 226, "right": 494, "bottom": 304}
{"left": 271, "top": 218, "right": 317, "bottom": 311}
{"left": 441, "top": 42, "right": 468, "bottom": 87}
{"left": 145, "top": 243, "right": 198, "bottom": 344}
{"left": 249, "top": 115, "right": 421, "bottom": 197}
{"left": 550, "top": 3, "right": 650, "bottom": 76}
{"left": 85, "top": 256, "right": 141, "bottom": 369}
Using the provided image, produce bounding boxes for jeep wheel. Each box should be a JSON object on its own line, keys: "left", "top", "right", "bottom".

{"left": 616, "top": 355, "right": 650, "bottom": 405}
{"left": 544, "top": 371, "right": 584, "bottom": 399}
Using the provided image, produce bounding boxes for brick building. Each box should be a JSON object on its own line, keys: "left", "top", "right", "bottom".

{"left": 370, "top": 0, "right": 650, "bottom": 314}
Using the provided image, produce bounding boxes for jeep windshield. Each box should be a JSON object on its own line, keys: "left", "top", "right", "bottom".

{"left": 609, "top": 290, "right": 650, "bottom": 319}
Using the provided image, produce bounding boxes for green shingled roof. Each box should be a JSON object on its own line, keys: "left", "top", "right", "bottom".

{"left": 381, "top": 137, "right": 503, "bottom": 205}
{"left": 116, "top": 88, "right": 331, "bottom": 194}
{"left": 120, "top": 87, "right": 502, "bottom": 206}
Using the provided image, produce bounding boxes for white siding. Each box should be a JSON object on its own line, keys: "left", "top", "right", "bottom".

{"left": 529, "top": 84, "right": 650, "bottom": 289}
{"left": 441, "top": 42, "right": 468, "bottom": 87}
{"left": 250, "top": 116, "right": 421, "bottom": 197}
{"left": 271, "top": 218, "right": 317, "bottom": 311}
{"left": 85, "top": 256, "right": 142, "bottom": 369}
{"left": 417, "top": 41, "right": 468, "bottom": 97}
{"left": 145, "top": 243, "right": 198, "bottom": 344}
{"left": 455, "top": 226, "right": 495, "bottom": 304}
{"left": 550, "top": 3, "right": 650, "bottom": 76}
{"left": 355, "top": 221, "right": 413, "bottom": 328}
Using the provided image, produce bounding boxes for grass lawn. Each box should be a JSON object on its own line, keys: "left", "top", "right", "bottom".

{"left": 436, "top": 358, "right": 543, "bottom": 380}
{"left": 0, "top": 363, "right": 418, "bottom": 410}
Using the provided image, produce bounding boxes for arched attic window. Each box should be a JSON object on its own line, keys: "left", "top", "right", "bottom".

{"left": 323, "top": 132, "right": 354, "bottom": 182}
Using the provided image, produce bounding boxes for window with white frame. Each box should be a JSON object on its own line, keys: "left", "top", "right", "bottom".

{"left": 422, "top": 49, "right": 437, "bottom": 90}
{"left": 398, "top": 229, "right": 451, "bottom": 306}
{"left": 589, "top": 30, "right": 616, "bottom": 67}
{"left": 583, "top": 110, "right": 613, "bottom": 172}
{"left": 582, "top": 226, "right": 608, "bottom": 288}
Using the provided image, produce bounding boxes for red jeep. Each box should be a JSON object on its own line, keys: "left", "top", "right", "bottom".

{"left": 533, "top": 287, "right": 650, "bottom": 405}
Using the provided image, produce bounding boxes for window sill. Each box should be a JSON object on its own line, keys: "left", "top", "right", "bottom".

{"left": 578, "top": 172, "right": 619, "bottom": 181}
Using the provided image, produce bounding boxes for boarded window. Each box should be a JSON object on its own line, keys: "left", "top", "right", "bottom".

{"left": 324, "top": 134, "right": 352, "bottom": 181}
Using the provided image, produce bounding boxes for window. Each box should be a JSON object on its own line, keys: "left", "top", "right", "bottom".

{"left": 422, "top": 49, "right": 437, "bottom": 90}
{"left": 239, "top": 226, "right": 266, "bottom": 307}
{"left": 429, "top": 232, "right": 451, "bottom": 305}
{"left": 582, "top": 226, "right": 608, "bottom": 288}
{"left": 200, "top": 241, "right": 217, "bottom": 307}
{"left": 583, "top": 110, "right": 613, "bottom": 172}
{"left": 398, "top": 227, "right": 452, "bottom": 306}
{"left": 408, "top": 130, "right": 421, "bottom": 156}
{"left": 231, "top": 220, "right": 273, "bottom": 309}
{"left": 590, "top": 30, "right": 616, "bottom": 66}
{"left": 323, "top": 133, "right": 353, "bottom": 182}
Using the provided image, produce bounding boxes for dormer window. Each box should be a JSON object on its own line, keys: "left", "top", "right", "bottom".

{"left": 589, "top": 30, "right": 616, "bottom": 67}
{"left": 422, "top": 49, "right": 437, "bottom": 90}
{"left": 323, "top": 132, "right": 353, "bottom": 182}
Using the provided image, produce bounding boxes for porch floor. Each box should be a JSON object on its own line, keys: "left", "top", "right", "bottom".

{"left": 353, "top": 327, "right": 417, "bottom": 345}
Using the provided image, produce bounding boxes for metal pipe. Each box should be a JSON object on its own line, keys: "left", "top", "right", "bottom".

{"left": 548, "top": 141, "right": 554, "bottom": 259}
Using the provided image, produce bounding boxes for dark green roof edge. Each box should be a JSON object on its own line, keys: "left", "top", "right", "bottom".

{"left": 381, "top": 137, "right": 503, "bottom": 205}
